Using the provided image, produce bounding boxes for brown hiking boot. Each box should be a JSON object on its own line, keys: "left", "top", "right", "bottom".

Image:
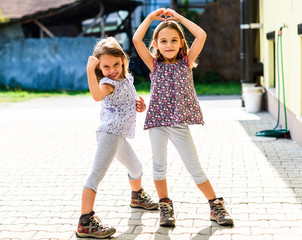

{"left": 130, "top": 188, "right": 158, "bottom": 210}
{"left": 76, "top": 211, "right": 116, "bottom": 238}
{"left": 209, "top": 198, "right": 234, "bottom": 226}
{"left": 159, "top": 198, "right": 175, "bottom": 227}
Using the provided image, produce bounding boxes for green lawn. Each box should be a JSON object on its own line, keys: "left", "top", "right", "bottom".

{"left": 0, "top": 82, "right": 241, "bottom": 103}
{"left": 194, "top": 82, "right": 241, "bottom": 95}
{"left": 135, "top": 81, "right": 241, "bottom": 96}
{"left": 0, "top": 90, "right": 90, "bottom": 103}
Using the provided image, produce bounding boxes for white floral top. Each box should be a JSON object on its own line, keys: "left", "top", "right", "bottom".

{"left": 97, "top": 75, "right": 137, "bottom": 138}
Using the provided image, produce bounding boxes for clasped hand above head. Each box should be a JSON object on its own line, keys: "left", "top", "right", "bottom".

{"left": 150, "top": 8, "right": 182, "bottom": 22}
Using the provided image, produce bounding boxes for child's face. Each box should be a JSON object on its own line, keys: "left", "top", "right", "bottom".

{"left": 154, "top": 27, "right": 184, "bottom": 62}
{"left": 98, "top": 54, "right": 124, "bottom": 80}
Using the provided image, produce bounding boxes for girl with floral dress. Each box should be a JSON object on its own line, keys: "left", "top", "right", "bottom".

{"left": 76, "top": 37, "right": 158, "bottom": 239}
{"left": 133, "top": 8, "right": 234, "bottom": 227}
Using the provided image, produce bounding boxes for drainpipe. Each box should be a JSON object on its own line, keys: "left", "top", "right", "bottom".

{"left": 240, "top": 0, "right": 250, "bottom": 84}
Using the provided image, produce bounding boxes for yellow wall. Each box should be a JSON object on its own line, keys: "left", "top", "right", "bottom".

{"left": 259, "top": 0, "right": 302, "bottom": 116}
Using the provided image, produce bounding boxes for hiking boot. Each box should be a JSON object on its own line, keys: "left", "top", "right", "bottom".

{"left": 76, "top": 211, "right": 116, "bottom": 238}
{"left": 159, "top": 198, "right": 175, "bottom": 227}
{"left": 209, "top": 197, "right": 234, "bottom": 226}
{"left": 130, "top": 188, "right": 158, "bottom": 210}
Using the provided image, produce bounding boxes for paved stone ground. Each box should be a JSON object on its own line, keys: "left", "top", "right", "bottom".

{"left": 0, "top": 95, "right": 302, "bottom": 240}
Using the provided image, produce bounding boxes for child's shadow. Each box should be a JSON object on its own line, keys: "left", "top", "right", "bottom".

{"left": 154, "top": 226, "right": 174, "bottom": 240}
{"left": 192, "top": 222, "right": 234, "bottom": 240}
{"left": 153, "top": 221, "right": 232, "bottom": 240}
{"left": 114, "top": 207, "right": 159, "bottom": 240}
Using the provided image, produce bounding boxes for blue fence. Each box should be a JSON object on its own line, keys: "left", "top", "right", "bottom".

{"left": 0, "top": 37, "right": 98, "bottom": 90}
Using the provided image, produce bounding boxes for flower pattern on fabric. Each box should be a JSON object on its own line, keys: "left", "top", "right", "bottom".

{"left": 144, "top": 56, "right": 204, "bottom": 130}
{"left": 97, "top": 75, "right": 137, "bottom": 138}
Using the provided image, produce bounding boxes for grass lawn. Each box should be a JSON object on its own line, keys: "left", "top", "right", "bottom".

{"left": 135, "top": 81, "right": 241, "bottom": 96}
{"left": 0, "top": 82, "right": 241, "bottom": 103}
{"left": 0, "top": 90, "right": 90, "bottom": 103}
{"left": 194, "top": 81, "right": 241, "bottom": 95}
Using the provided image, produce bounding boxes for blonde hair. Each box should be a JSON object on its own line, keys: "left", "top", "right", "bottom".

{"left": 150, "top": 21, "right": 197, "bottom": 67}
{"left": 93, "top": 37, "right": 130, "bottom": 83}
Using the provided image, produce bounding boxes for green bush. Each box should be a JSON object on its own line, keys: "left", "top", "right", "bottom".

{"left": 193, "top": 69, "right": 222, "bottom": 84}
{"left": 194, "top": 82, "right": 241, "bottom": 95}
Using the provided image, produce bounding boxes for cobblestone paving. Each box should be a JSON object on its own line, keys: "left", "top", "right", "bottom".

{"left": 0, "top": 95, "right": 302, "bottom": 240}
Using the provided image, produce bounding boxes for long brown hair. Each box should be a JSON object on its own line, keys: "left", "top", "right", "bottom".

{"left": 93, "top": 37, "right": 130, "bottom": 83}
{"left": 149, "top": 21, "right": 197, "bottom": 67}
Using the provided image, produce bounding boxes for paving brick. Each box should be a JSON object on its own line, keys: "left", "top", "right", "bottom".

{"left": 232, "top": 235, "right": 273, "bottom": 240}
{"left": 273, "top": 235, "right": 302, "bottom": 240}
{"left": 211, "top": 226, "right": 251, "bottom": 235}
{"left": 31, "top": 231, "right": 74, "bottom": 239}
{"left": 115, "top": 233, "right": 152, "bottom": 239}
{"left": 0, "top": 231, "right": 37, "bottom": 239}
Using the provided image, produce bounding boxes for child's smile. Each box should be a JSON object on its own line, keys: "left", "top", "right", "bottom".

{"left": 99, "top": 54, "right": 123, "bottom": 80}
{"left": 154, "top": 27, "right": 184, "bottom": 63}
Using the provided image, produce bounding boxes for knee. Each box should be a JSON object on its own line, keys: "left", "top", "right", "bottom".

{"left": 83, "top": 170, "right": 105, "bottom": 192}
{"left": 128, "top": 162, "right": 143, "bottom": 180}
{"left": 153, "top": 161, "right": 167, "bottom": 180}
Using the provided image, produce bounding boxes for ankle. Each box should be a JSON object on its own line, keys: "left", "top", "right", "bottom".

{"left": 131, "top": 188, "right": 143, "bottom": 198}
{"left": 209, "top": 197, "right": 223, "bottom": 203}
{"left": 80, "top": 211, "right": 94, "bottom": 219}
{"left": 132, "top": 187, "right": 143, "bottom": 193}
{"left": 159, "top": 198, "right": 171, "bottom": 202}
{"left": 209, "top": 197, "right": 225, "bottom": 209}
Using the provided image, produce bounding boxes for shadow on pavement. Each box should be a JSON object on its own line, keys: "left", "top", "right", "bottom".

{"left": 114, "top": 207, "right": 159, "bottom": 240}
{"left": 238, "top": 116, "right": 302, "bottom": 207}
{"left": 191, "top": 221, "right": 234, "bottom": 240}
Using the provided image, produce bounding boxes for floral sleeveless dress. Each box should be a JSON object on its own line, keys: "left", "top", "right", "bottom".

{"left": 144, "top": 55, "right": 204, "bottom": 130}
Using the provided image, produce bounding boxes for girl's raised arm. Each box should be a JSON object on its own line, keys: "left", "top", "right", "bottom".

{"left": 86, "top": 56, "right": 114, "bottom": 102}
{"left": 165, "top": 9, "right": 207, "bottom": 68}
{"left": 133, "top": 8, "right": 166, "bottom": 72}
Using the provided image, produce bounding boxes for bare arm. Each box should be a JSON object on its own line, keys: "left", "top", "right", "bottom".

{"left": 133, "top": 8, "right": 166, "bottom": 72}
{"left": 86, "top": 56, "right": 114, "bottom": 101}
{"left": 165, "top": 9, "right": 207, "bottom": 68}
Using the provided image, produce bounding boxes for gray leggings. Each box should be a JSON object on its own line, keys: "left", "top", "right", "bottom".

{"left": 149, "top": 124, "right": 208, "bottom": 184}
{"left": 84, "top": 131, "right": 143, "bottom": 192}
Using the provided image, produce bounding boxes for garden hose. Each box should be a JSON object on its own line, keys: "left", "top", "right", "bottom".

{"left": 255, "top": 27, "right": 290, "bottom": 138}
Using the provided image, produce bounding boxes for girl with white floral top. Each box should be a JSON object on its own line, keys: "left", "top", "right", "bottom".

{"left": 76, "top": 37, "right": 158, "bottom": 239}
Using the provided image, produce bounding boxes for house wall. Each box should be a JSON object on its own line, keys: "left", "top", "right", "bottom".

{"left": 259, "top": 0, "right": 302, "bottom": 145}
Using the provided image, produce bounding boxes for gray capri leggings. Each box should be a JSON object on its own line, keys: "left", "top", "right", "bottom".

{"left": 149, "top": 124, "right": 208, "bottom": 184}
{"left": 84, "top": 131, "right": 143, "bottom": 192}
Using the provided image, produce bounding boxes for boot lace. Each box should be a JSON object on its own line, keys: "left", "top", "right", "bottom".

{"left": 140, "top": 191, "right": 155, "bottom": 205}
{"left": 159, "top": 202, "right": 173, "bottom": 216}
{"left": 213, "top": 199, "right": 228, "bottom": 217}
{"left": 89, "top": 215, "right": 110, "bottom": 231}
